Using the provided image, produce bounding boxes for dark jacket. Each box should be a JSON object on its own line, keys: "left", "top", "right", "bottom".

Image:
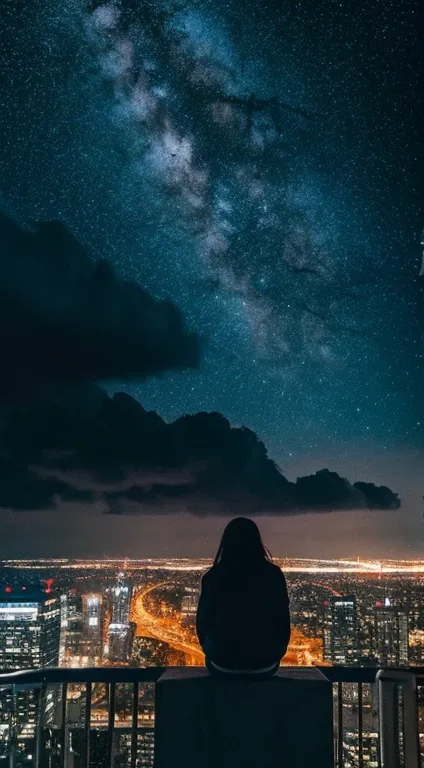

{"left": 196, "top": 560, "right": 290, "bottom": 669}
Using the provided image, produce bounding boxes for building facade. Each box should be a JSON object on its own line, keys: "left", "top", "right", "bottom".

{"left": 374, "top": 599, "right": 408, "bottom": 666}
{"left": 81, "top": 593, "right": 103, "bottom": 660}
{"left": 107, "top": 574, "right": 133, "bottom": 663}
{"left": 0, "top": 588, "right": 61, "bottom": 766}
{"left": 324, "top": 596, "right": 358, "bottom": 665}
{"left": 0, "top": 589, "right": 61, "bottom": 672}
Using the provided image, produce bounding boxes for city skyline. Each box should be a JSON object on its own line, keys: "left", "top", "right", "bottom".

{"left": 1, "top": 559, "right": 423, "bottom": 764}
{"left": 2, "top": 560, "right": 424, "bottom": 675}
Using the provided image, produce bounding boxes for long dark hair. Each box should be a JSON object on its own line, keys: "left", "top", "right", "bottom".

{"left": 213, "top": 517, "right": 272, "bottom": 568}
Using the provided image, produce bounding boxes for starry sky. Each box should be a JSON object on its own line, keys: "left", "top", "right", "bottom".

{"left": 0, "top": 0, "right": 423, "bottom": 557}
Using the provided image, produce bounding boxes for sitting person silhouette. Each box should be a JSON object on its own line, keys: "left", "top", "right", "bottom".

{"left": 196, "top": 517, "right": 291, "bottom": 676}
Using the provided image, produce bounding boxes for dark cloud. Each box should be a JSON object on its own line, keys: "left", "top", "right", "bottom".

{"left": 353, "top": 481, "right": 401, "bottom": 511}
{"left": 0, "top": 214, "right": 199, "bottom": 398}
{"left": 0, "top": 461, "right": 70, "bottom": 511}
{"left": 0, "top": 385, "right": 400, "bottom": 515}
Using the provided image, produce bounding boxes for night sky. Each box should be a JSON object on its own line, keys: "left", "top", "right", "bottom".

{"left": 0, "top": 0, "right": 422, "bottom": 557}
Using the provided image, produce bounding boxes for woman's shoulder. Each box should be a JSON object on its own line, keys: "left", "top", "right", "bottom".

{"left": 202, "top": 563, "right": 230, "bottom": 588}
{"left": 266, "top": 561, "right": 286, "bottom": 579}
{"left": 201, "top": 565, "right": 217, "bottom": 584}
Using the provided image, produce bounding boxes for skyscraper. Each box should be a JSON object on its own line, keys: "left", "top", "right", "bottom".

{"left": 0, "top": 588, "right": 61, "bottom": 672}
{"left": 81, "top": 593, "right": 103, "bottom": 661}
{"left": 111, "top": 573, "right": 132, "bottom": 625}
{"left": 107, "top": 574, "right": 133, "bottom": 663}
{"left": 374, "top": 598, "right": 408, "bottom": 666}
{"left": 60, "top": 590, "right": 83, "bottom": 664}
{"left": 324, "top": 595, "right": 358, "bottom": 665}
{"left": 181, "top": 586, "right": 199, "bottom": 629}
{"left": 108, "top": 622, "right": 136, "bottom": 663}
{"left": 0, "top": 588, "right": 61, "bottom": 765}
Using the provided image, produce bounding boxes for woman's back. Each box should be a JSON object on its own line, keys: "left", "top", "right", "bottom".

{"left": 197, "top": 559, "right": 290, "bottom": 669}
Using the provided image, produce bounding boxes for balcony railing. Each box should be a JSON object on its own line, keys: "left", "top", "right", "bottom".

{"left": 323, "top": 667, "right": 423, "bottom": 768}
{"left": 0, "top": 665, "right": 423, "bottom": 768}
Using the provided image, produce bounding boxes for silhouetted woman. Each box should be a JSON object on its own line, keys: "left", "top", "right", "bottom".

{"left": 196, "top": 517, "right": 290, "bottom": 676}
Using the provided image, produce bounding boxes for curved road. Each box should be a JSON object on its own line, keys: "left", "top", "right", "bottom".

{"left": 132, "top": 582, "right": 204, "bottom": 665}
{"left": 131, "top": 582, "right": 324, "bottom": 667}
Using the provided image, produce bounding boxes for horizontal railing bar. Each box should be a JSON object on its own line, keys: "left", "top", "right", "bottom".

{"left": 0, "top": 667, "right": 166, "bottom": 685}
{"left": 317, "top": 666, "right": 424, "bottom": 684}
{"left": 0, "top": 665, "right": 423, "bottom": 687}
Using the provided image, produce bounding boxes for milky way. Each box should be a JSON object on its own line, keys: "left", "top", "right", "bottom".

{"left": 0, "top": 0, "right": 422, "bottom": 465}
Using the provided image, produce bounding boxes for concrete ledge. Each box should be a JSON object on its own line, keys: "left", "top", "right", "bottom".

{"left": 154, "top": 666, "right": 334, "bottom": 768}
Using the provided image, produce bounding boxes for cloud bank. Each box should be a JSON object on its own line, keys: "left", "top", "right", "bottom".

{"left": 0, "top": 386, "right": 400, "bottom": 515}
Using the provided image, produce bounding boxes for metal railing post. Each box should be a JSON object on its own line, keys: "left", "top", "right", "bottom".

{"left": 106, "top": 682, "right": 116, "bottom": 768}
{"left": 130, "top": 682, "right": 139, "bottom": 768}
{"left": 60, "top": 682, "right": 68, "bottom": 768}
{"left": 83, "top": 683, "right": 92, "bottom": 768}
{"left": 34, "top": 681, "right": 46, "bottom": 768}
{"left": 336, "top": 681, "right": 343, "bottom": 767}
{"left": 376, "top": 670, "right": 420, "bottom": 768}
{"left": 357, "top": 681, "right": 363, "bottom": 768}
{"left": 7, "top": 684, "right": 17, "bottom": 768}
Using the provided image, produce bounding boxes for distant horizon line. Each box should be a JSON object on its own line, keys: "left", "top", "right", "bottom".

{"left": 2, "top": 556, "right": 424, "bottom": 574}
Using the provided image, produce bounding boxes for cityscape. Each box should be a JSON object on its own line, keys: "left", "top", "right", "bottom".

{"left": 0, "top": 558, "right": 423, "bottom": 767}
{"left": 0, "top": 0, "right": 421, "bottom": 764}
